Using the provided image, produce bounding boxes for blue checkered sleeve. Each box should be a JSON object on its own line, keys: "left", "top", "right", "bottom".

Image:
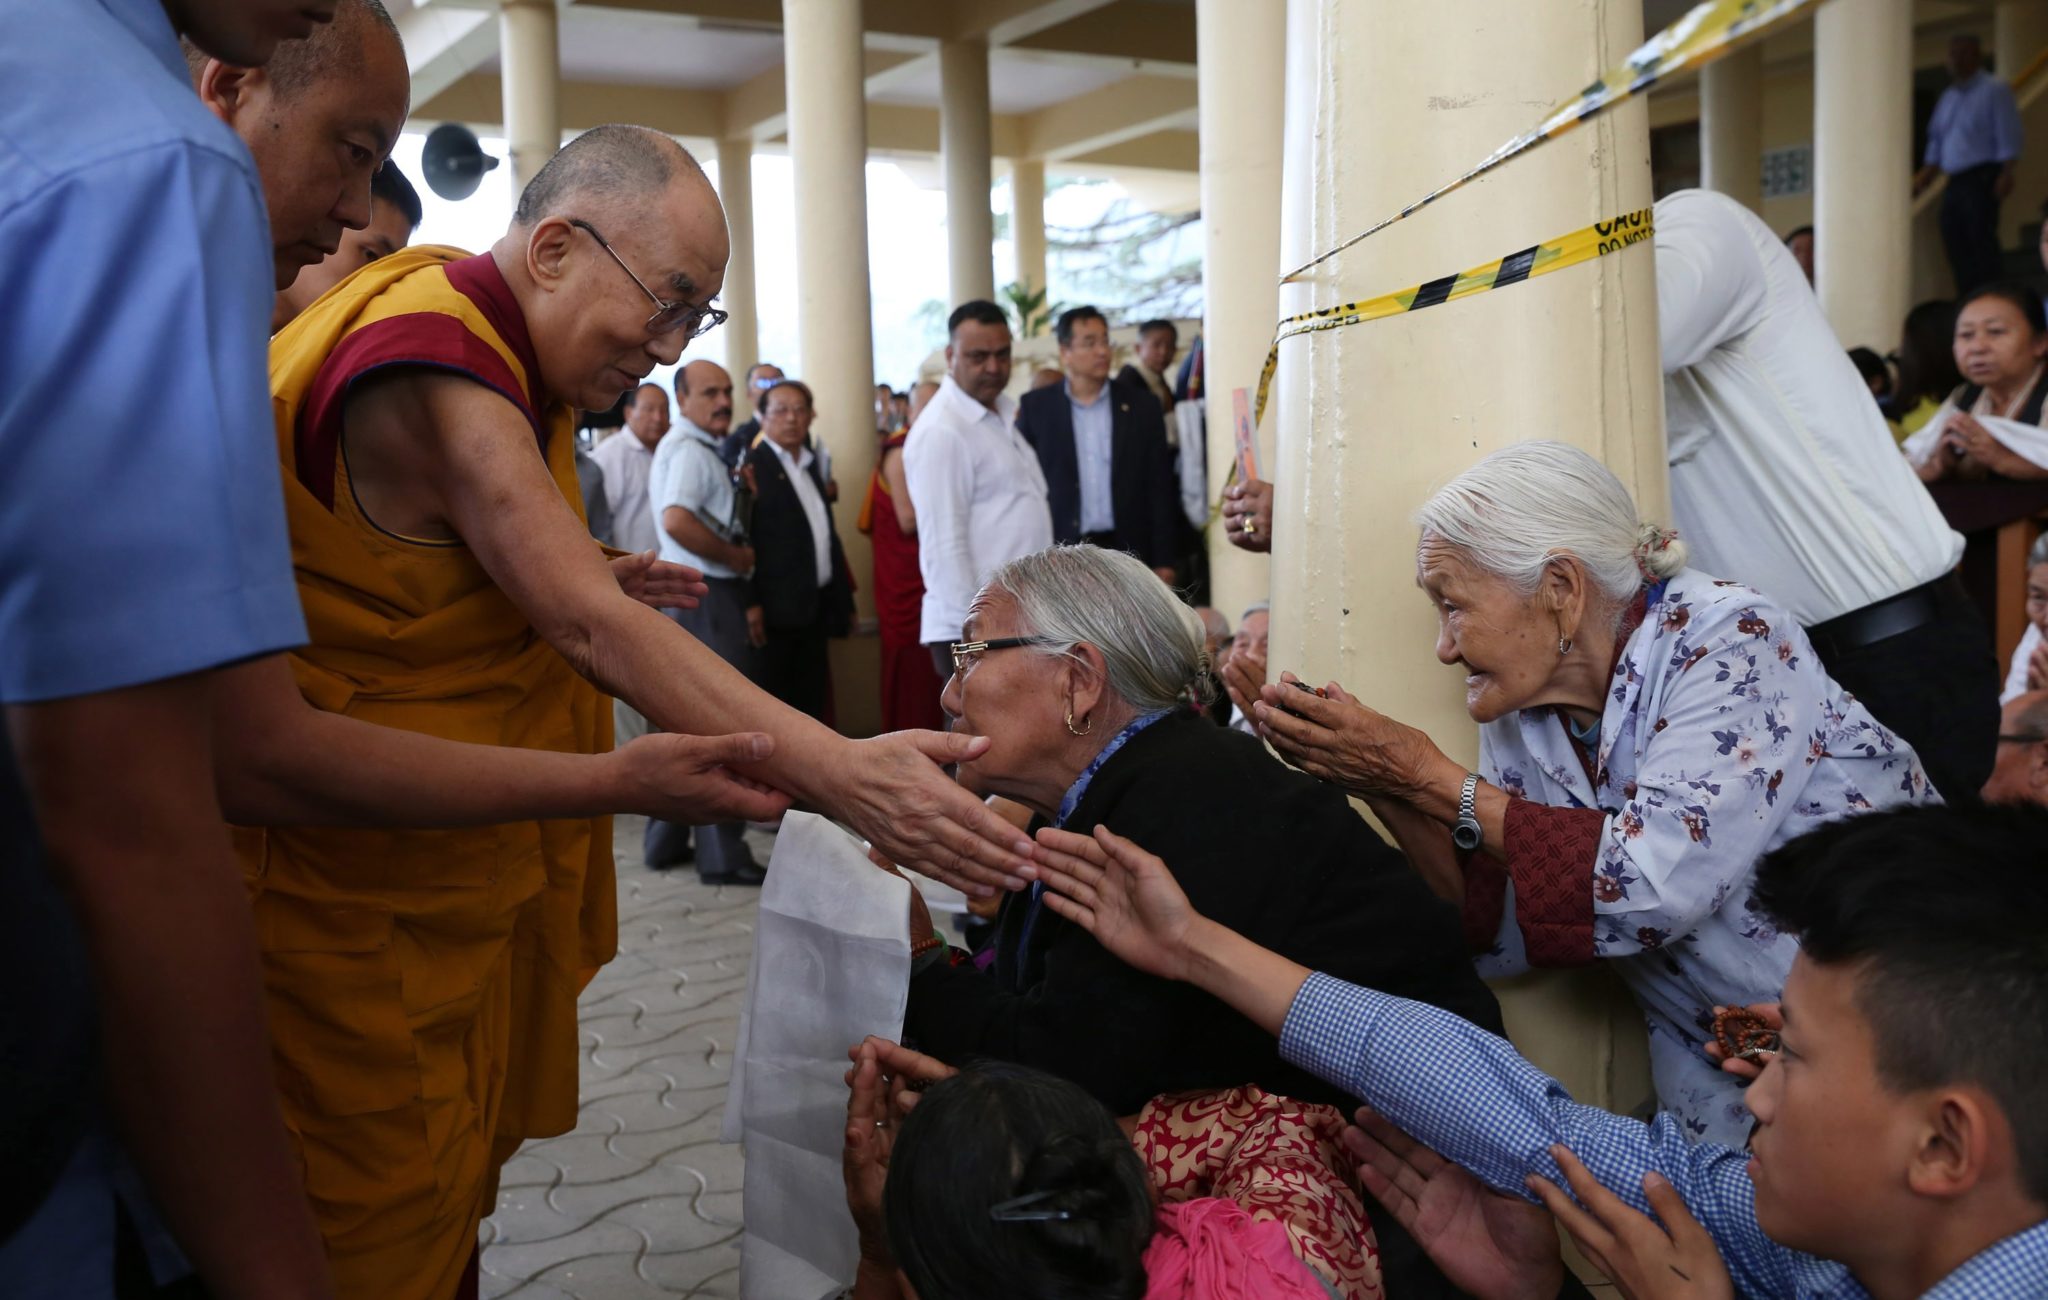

{"left": 1278, "top": 973, "right": 1810, "bottom": 1298}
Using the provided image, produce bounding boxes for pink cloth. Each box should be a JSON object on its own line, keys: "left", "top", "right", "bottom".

{"left": 1141, "top": 1198, "right": 1331, "bottom": 1300}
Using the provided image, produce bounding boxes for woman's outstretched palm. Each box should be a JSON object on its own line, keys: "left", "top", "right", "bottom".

{"left": 1029, "top": 825, "right": 1202, "bottom": 982}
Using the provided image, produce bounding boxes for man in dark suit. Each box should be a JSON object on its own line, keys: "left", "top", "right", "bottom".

{"left": 1017, "top": 306, "right": 1182, "bottom": 581}
{"left": 743, "top": 380, "right": 854, "bottom": 721}
{"left": 1116, "top": 317, "right": 1178, "bottom": 414}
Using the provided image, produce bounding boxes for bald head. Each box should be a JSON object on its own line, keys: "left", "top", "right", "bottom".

{"left": 183, "top": 0, "right": 399, "bottom": 96}
{"left": 1984, "top": 691, "right": 2048, "bottom": 805}
{"left": 514, "top": 125, "right": 708, "bottom": 229}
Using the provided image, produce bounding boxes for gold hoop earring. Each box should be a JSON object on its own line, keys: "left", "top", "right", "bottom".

{"left": 1065, "top": 707, "right": 1093, "bottom": 737}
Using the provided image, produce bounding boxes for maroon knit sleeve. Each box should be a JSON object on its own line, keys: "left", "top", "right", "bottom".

{"left": 1496, "top": 798, "right": 1606, "bottom": 967}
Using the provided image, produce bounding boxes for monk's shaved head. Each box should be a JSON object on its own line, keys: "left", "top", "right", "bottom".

{"left": 183, "top": 0, "right": 402, "bottom": 96}
{"left": 514, "top": 125, "right": 708, "bottom": 228}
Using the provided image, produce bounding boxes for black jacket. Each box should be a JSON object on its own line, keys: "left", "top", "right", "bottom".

{"left": 906, "top": 711, "right": 1502, "bottom": 1111}
{"left": 743, "top": 441, "right": 854, "bottom": 634}
{"left": 1015, "top": 377, "right": 1182, "bottom": 569}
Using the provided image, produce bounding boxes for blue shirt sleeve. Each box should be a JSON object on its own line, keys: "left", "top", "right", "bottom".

{"left": 1276, "top": 972, "right": 1804, "bottom": 1297}
{"left": 0, "top": 141, "right": 305, "bottom": 703}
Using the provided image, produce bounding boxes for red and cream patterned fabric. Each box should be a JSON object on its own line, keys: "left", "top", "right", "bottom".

{"left": 1131, "top": 1086, "right": 1382, "bottom": 1300}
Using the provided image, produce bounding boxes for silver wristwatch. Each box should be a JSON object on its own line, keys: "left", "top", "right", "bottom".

{"left": 1451, "top": 772, "right": 1483, "bottom": 852}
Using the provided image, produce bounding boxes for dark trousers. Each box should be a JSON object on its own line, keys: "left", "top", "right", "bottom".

{"left": 1807, "top": 579, "right": 2000, "bottom": 801}
{"left": 760, "top": 616, "right": 832, "bottom": 722}
{"left": 646, "top": 577, "right": 761, "bottom": 877}
{"left": 1939, "top": 163, "right": 2005, "bottom": 297}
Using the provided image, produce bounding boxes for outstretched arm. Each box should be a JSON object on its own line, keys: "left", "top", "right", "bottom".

{"left": 209, "top": 654, "right": 789, "bottom": 828}
{"left": 365, "top": 372, "right": 1033, "bottom": 893}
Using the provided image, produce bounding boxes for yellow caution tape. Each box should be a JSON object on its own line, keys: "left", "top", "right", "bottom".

{"left": 1280, "top": 0, "right": 1818, "bottom": 283}
{"left": 1252, "top": 207, "right": 1654, "bottom": 428}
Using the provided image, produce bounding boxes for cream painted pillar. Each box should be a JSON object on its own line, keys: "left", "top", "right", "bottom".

{"left": 941, "top": 38, "right": 996, "bottom": 304}
{"left": 1700, "top": 44, "right": 1763, "bottom": 213}
{"left": 1270, "top": 0, "right": 1665, "bottom": 1120}
{"left": 1997, "top": 1, "right": 2048, "bottom": 248}
{"left": 1011, "top": 158, "right": 1047, "bottom": 303}
{"left": 1814, "top": 0, "right": 1912, "bottom": 349}
{"left": 783, "top": 0, "right": 878, "bottom": 620}
{"left": 715, "top": 136, "right": 760, "bottom": 408}
{"left": 498, "top": 0, "right": 560, "bottom": 191}
{"left": 1195, "top": 0, "right": 1283, "bottom": 622}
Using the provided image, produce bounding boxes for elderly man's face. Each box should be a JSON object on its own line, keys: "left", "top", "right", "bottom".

{"left": 532, "top": 180, "right": 731, "bottom": 412}
{"left": 624, "top": 386, "right": 670, "bottom": 447}
{"left": 678, "top": 360, "right": 734, "bottom": 437}
{"left": 1982, "top": 696, "right": 2048, "bottom": 804}
{"left": 939, "top": 592, "right": 1073, "bottom": 811}
{"left": 202, "top": 30, "right": 409, "bottom": 289}
{"left": 1417, "top": 536, "right": 1565, "bottom": 725}
{"left": 763, "top": 388, "right": 814, "bottom": 452}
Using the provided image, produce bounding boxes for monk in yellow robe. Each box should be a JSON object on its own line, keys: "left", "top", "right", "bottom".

{"left": 256, "top": 125, "right": 1035, "bottom": 1298}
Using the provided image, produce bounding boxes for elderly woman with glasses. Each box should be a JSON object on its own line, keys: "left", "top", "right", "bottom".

{"left": 903, "top": 545, "right": 1502, "bottom": 1295}
{"left": 908, "top": 548, "right": 1497, "bottom": 1098}
{"left": 1246, "top": 442, "right": 1937, "bottom": 1147}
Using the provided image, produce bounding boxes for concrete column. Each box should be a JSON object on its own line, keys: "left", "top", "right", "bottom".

{"left": 1700, "top": 44, "right": 1764, "bottom": 213}
{"left": 1814, "top": 0, "right": 1912, "bottom": 349}
{"left": 940, "top": 38, "right": 996, "bottom": 304}
{"left": 498, "top": 0, "right": 560, "bottom": 191}
{"left": 1010, "top": 158, "right": 1047, "bottom": 303}
{"left": 1269, "top": 0, "right": 1665, "bottom": 1118}
{"left": 783, "top": 0, "right": 878, "bottom": 621}
{"left": 715, "top": 136, "right": 760, "bottom": 407}
{"left": 1195, "top": 0, "right": 1284, "bottom": 622}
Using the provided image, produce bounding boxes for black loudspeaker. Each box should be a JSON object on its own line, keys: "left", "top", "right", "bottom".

{"left": 420, "top": 123, "right": 501, "bottom": 201}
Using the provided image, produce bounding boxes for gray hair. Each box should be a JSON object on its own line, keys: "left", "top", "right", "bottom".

{"left": 1414, "top": 441, "right": 1687, "bottom": 603}
{"left": 513, "top": 124, "right": 702, "bottom": 227}
{"left": 1239, "top": 599, "right": 1270, "bottom": 623}
{"left": 983, "top": 546, "right": 1211, "bottom": 713}
{"left": 2029, "top": 533, "right": 2048, "bottom": 570}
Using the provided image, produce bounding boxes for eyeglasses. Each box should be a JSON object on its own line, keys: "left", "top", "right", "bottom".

{"left": 1997, "top": 733, "right": 2047, "bottom": 745}
{"left": 568, "top": 218, "right": 728, "bottom": 341}
{"left": 948, "top": 636, "right": 1052, "bottom": 677}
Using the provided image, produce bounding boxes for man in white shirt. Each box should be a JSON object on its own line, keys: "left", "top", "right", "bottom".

{"left": 905, "top": 300, "right": 1054, "bottom": 676}
{"left": 743, "top": 379, "right": 852, "bottom": 721}
{"left": 591, "top": 382, "right": 669, "bottom": 557}
{"left": 647, "top": 359, "right": 764, "bottom": 882}
{"left": 1656, "top": 187, "right": 1997, "bottom": 798}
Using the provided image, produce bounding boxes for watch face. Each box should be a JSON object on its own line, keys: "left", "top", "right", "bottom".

{"left": 1452, "top": 822, "right": 1482, "bottom": 852}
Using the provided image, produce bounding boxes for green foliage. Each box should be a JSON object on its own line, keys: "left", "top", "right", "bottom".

{"left": 1001, "top": 281, "right": 1064, "bottom": 339}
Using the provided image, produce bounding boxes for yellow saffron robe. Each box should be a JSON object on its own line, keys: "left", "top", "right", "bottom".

{"left": 246, "top": 246, "right": 615, "bottom": 1300}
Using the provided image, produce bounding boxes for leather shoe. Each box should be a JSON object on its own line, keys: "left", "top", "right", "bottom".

{"left": 699, "top": 860, "right": 768, "bottom": 887}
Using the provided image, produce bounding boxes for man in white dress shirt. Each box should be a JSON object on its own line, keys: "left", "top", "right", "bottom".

{"left": 905, "top": 300, "right": 1054, "bottom": 676}
{"left": 592, "top": 382, "right": 669, "bottom": 558}
{"left": 1656, "top": 187, "right": 1997, "bottom": 798}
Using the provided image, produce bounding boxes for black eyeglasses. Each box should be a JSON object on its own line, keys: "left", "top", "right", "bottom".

{"left": 1997, "top": 733, "right": 2047, "bottom": 745}
{"left": 568, "top": 218, "right": 728, "bottom": 341}
{"left": 948, "top": 636, "right": 1052, "bottom": 677}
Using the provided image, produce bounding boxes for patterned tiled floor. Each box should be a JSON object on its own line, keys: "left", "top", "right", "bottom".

{"left": 479, "top": 816, "right": 775, "bottom": 1300}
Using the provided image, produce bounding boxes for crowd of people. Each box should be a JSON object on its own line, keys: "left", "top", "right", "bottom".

{"left": 5, "top": 3, "right": 2048, "bottom": 1300}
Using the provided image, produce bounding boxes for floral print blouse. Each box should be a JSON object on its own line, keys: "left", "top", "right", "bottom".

{"left": 1467, "top": 569, "right": 1936, "bottom": 1146}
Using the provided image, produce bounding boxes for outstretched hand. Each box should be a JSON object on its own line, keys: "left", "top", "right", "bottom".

{"left": 1343, "top": 1107, "right": 1564, "bottom": 1300}
{"left": 610, "top": 549, "right": 708, "bottom": 610}
{"left": 1527, "top": 1145, "right": 1734, "bottom": 1300}
{"left": 845, "top": 1035, "right": 958, "bottom": 1120}
{"left": 832, "top": 730, "right": 1035, "bottom": 898}
{"left": 610, "top": 732, "right": 792, "bottom": 824}
{"left": 1256, "top": 674, "right": 1446, "bottom": 801}
{"left": 1027, "top": 824, "right": 1202, "bottom": 982}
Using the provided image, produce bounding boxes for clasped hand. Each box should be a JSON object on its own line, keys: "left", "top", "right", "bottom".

{"left": 1254, "top": 673, "right": 1445, "bottom": 802}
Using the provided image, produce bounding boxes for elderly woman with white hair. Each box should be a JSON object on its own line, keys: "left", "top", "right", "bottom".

{"left": 1254, "top": 442, "right": 1935, "bottom": 1146}
{"left": 902, "top": 544, "right": 1503, "bottom": 1295}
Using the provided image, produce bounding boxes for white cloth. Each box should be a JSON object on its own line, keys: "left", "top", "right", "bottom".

{"left": 2005, "top": 622, "right": 2042, "bottom": 704}
{"left": 1175, "top": 398, "right": 1207, "bottom": 530}
{"left": 721, "top": 813, "right": 912, "bottom": 1300}
{"left": 771, "top": 440, "right": 834, "bottom": 587}
{"left": 1900, "top": 373, "right": 2048, "bottom": 472}
{"left": 588, "top": 429, "right": 662, "bottom": 555}
{"left": 650, "top": 418, "right": 745, "bottom": 578}
{"left": 903, "top": 375, "right": 1052, "bottom": 644}
{"left": 1655, "top": 189, "right": 1963, "bottom": 626}
{"left": 1477, "top": 569, "right": 1937, "bottom": 1146}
